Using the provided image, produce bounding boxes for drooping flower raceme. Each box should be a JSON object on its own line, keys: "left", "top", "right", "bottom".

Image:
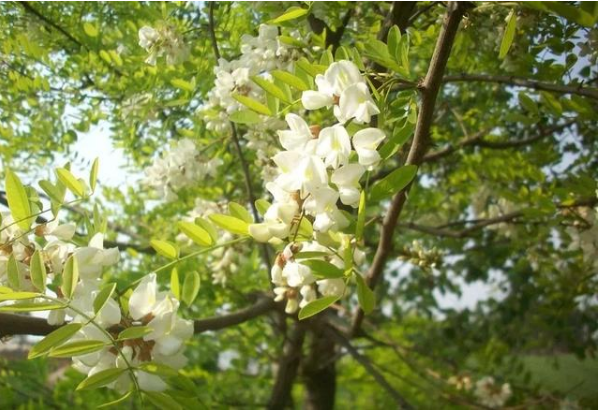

{"left": 138, "top": 24, "right": 189, "bottom": 65}
{"left": 144, "top": 138, "right": 222, "bottom": 200}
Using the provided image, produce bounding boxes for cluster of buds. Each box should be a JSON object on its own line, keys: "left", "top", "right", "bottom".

{"left": 399, "top": 240, "right": 442, "bottom": 269}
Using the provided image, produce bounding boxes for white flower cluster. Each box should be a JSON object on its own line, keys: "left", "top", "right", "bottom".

{"left": 249, "top": 60, "right": 384, "bottom": 243}
{"left": 270, "top": 241, "right": 365, "bottom": 314}
{"left": 0, "top": 213, "right": 79, "bottom": 296}
{"left": 72, "top": 273, "right": 193, "bottom": 393}
{"left": 474, "top": 376, "right": 512, "bottom": 408}
{"left": 144, "top": 138, "right": 222, "bottom": 201}
{"left": 198, "top": 24, "right": 293, "bottom": 133}
{"left": 0, "top": 213, "right": 193, "bottom": 392}
{"left": 138, "top": 24, "right": 189, "bottom": 65}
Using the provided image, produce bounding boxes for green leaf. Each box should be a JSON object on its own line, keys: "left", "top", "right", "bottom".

{"left": 5, "top": 168, "right": 32, "bottom": 231}
{"left": 379, "top": 121, "right": 414, "bottom": 160}
{"left": 540, "top": 91, "right": 562, "bottom": 116}
{"left": 56, "top": 168, "right": 85, "bottom": 197}
{"left": 177, "top": 221, "right": 213, "bottom": 246}
{"left": 387, "top": 25, "right": 402, "bottom": 63}
{"left": 232, "top": 94, "right": 272, "bottom": 116}
{"left": 93, "top": 283, "right": 116, "bottom": 315}
{"left": 182, "top": 271, "right": 200, "bottom": 307}
{"left": 354, "top": 273, "right": 375, "bottom": 314}
{"left": 229, "top": 110, "right": 261, "bottom": 125}
{"left": 0, "top": 302, "right": 64, "bottom": 312}
{"left": 30, "top": 250, "right": 47, "bottom": 292}
{"left": 61, "top": 255, "right": 79, "bottom": 299}
{"left": 170, "top": 78, "right": 194, "bottom": 92}
{"left": 255, "top": 199, "right": 271, "bottom": 216}
{"left": 7, "top": 254, "right": 21, "bottom": 289}
{"left": 362, "top": 39, "right": 403, "bottom": 74}
{"left": 29, "top": 323, "right": 84, "bottom": 359}
{"left": 0, "top": 291, "right": 40, "bottom": 302}
{"left": 296, "top": 58, "right": 327, "bottom": 77}
{"left": 117, "top": 326, "right": 152, "bottom": 341}
{"left": 269, "top": 6, "right": 309, "bottom": 24}
{"left": 137, "top": 362, "right": 179, "bottom": 378}
{"left": 83, "top": 22, "right": 99, "bottom": 37}
{"left": 76, "top": 368, "right": 126, "bottom": 390}
{"left": 370, "top": 165, "right": 418, "bottom": 201}
{"left": 50, "top": 340, "right": 106, "bottom": 358}
{"left": 271, "top": 70, "right": 308, "bottom": 91}
{"left": 90, "top": 157, "right": 99, "bottom": 192}
{"left": 0, "top": 286, "right": 12, "bottom": 294}
{"left": 194, "top": 218, "right": 218, "bottom": 244}
{"left": 293, "top": 251, "right": 331, "bottom": 260}
{"left": 150, "top": 239, "right": 179, "bottom": 259}
{"left": 298, "top": 296, "right": 340, "bottom": 320}
{"left": 518, "top": 92, "right": 539, "bottom": 116}
{"left": 170, "top": 267, "right": 180, "bottom": 300}
{"left": 144, "top": 392, "right": 182, "bottom": 410}
{"left": 39, "top": 180, "right": 64, "bottom": 204}
{"left": 251, "top": 76, "right": 291, "bottom": 104}
{"left": 97, "top": 390, "right": 133, "bottom": 408}
{"left": 355, "top": 191, "right": 367, "bottom": 241}
{"left": 228, "top": 202, "right": 253, "bottom": 223}
{"left": 499, "top": 10, "right": 517, "bottom": 59}
{"left": 301, "top": 260, "right": 344, "bottom": 279}
{"left": 525, "top": 2, "right": 597, "bottom": 27}
{"left": 208, "top": 214, "right": 249, "bottom": 235}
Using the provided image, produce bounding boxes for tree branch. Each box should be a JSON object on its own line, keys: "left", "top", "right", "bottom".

{"left": 423, "top": 120, "right": 575, "bottom": 163}
{"left": 443, "top": 73, "right": 598, "bottom": 100}
{"left": 350, "top": 2, "right": 467, "bottom": 336}
{"left": 0, "top": 296, "right": 280, "bottom": 338}
{"left": 397, "top": 197, "right": 598, "bottom": 238}
{"left": 325, "top": 326, "right": 413, "bottom": 409}
{"left": 267, "top": 321, "right": 306, "bottom": 409}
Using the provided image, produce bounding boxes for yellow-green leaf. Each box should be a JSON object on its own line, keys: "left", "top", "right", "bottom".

{"left": 7, "top": 254, "right": 21, "bottom": 289}
{"left": 56, "top": 168, "right": 85, "bottom": 197}
{"left": 83, "top": 22, "right": 99, "bottom": 37}
{"left": 93, "top": 283, "right": 116, "bottom": 314}
{"left": 0, "top": 302, "right": 64, "bottom": 312}
{"left": 182, "top": 271, "right": 200, "bottom": 307}
{"left": 0, "top": 291, "right": 40, "bottom": 302}
{"left": 177, "top": 221, "right": 213, "bottom": 247}
{"left": 228, "top": 202, "right": 253, "bottom": 223}
{"left": 208, "top": 214, "right": 249, "bottom": 235}
{"left": 171, "top": 267, "right": 180, "bottom": 300}
{"left": 77, "top": 368, "right": 126, "bottom": 390}
{"left": 355, "top": 273, "right": 375, "bottom": 314}
{"left": 61, "top": 255, "right": 79, "bottom": 299}
{"left": 90, "top": 157, "right": 99, "bottom": 192}
{"left": 117, "top": 326, "right": 152, "bottom": 341}
{"left": 232, "top": 94, "right": 272, "bottom": 116}
{"left": 251, "top": 76, "right": 291, "bottom": 104}
{"left": 5, "top": 168, "right": 32, "bottom": 230}
{"left": 269, "top": 7, "right": 309, "bottom": 24}
{"left": 29, "top": 323, "right": 83, "bottom": 359}
{"left": 150, "top": 239, "right": 179, "bottom": 259}
{"left": 499, "top": 10, "right": 517, "bottom": 59}
{"left": 271, "top": 70, "right": 308, "bottom": 91}
{"left": 30, "top": 250, "right": 46, "bottom": 292}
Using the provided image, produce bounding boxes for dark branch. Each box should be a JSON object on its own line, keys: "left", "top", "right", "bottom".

{"left": 267, "top": 321, "right": 306, "bottom": 409}
{"left": 325, "top": 326, "right": 414, "bottom": 409}
{"left": 0, "top": 296, "right": 280, "bottom": 338}
{"left": 398, "top": 197, "right": 598, "bottom": 238}
{"left": 351, "top": 2, "right": 467, "bottom": 336}
{"left": 443, "top": 73, "right": 598, "bottom": 100}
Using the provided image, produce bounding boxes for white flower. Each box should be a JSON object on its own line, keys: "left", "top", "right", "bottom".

{"left": 277, "top": 114, "right": 317, "bottom": 153}
{"left": 474, "top": 377, "right": 512, "bottom": 408}
{"left": 283, "top": 262, "right": 315, "bottom": 288}
{"left": 37, "top": 218, "right": 76, "bottom": 241}
{"left": 301, "top": 60, "right": 378, "bottom": 124}
{"left": 331, "top": 164, "right": 366, "bottom": 207}
{"left": 299, "top": 285, "right": 316, "bottom": 308}
{"left": 273, "top": 153, "right": 328, "bottom": 198}
{"left": 70, "top": 280, "right": 122, "bottom": 328}
{"left": 316, "top": 125, "right": 352, "bottom": 169}
{"left": 138, "top": 26, "right": 160, "bottom": 50}
{"left": 352, "top": 128, "right": 386, "bottom": 168}
{"left": 317, "top": 278, "right": 346, "bottom": 298}
{"left": 74, "top": 233, "right": 120, "bottom": 280}
{"left": 335, "top": 82, "right": 380, "bottom": 124}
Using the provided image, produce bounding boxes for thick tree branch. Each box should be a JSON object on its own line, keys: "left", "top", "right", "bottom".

{"left": 0, "top": 296, "right": 280, "bottom": 338}
{"left": 378, "top": 2, "right": 417, "bottom": 40}
{"left": 443, "top": 73, "right": 598, "bottom": 100}
{"left": 267, "top": 322, "right": 306, "bottom": 409}
{"left": 351, "top": 2, "right": 467, "bottom": 336}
